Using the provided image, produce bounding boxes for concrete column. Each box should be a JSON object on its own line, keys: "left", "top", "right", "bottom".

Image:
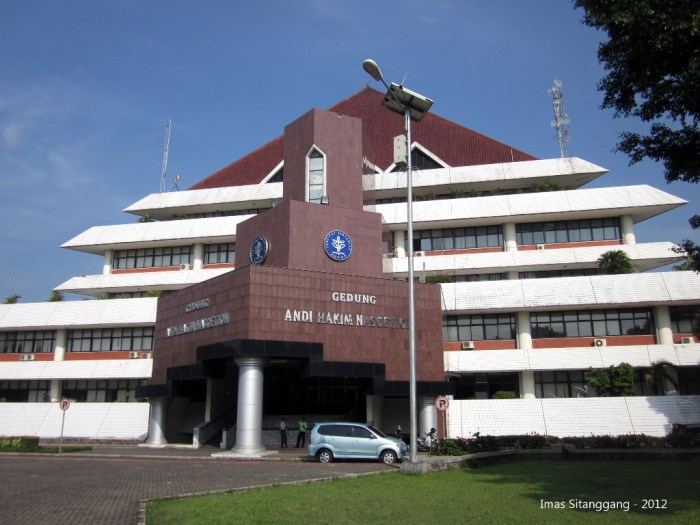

{"left": 205, "top": 378, "right": 213, "bottom": 421}
{"left": 517, "top": 310, "right": 535, "bottom": 398}
{"left": 146, "top": 397, "right": 169, "bottom": 445}
{"left": 232, "top": 357, "right": 267, "bottom": 455}
{"left": 49, "top": 381, "right": 61, "bottom": 403}
{"left": 193, "top": 243, "right": 204, "bottom": 270}
{"left": 655, "top": 305, "right": 674, "bottom": 345}
{"left": 365, "top": 395, "right": 384, "bottom": 429}
{"left": 103, "top": 250, "right": 113, "bottom": 275}
{"left": 621, "top": 215, "right": 636, "bottom": 245}
{"left": 503, "top": 222, "right": 517, "bottom": 252}
{"left": 49, "top": 329, "right": 67, "bottom": 402}
{"left": 53, "top": 329, "right": 67, "bottom": 362}
{"left": 521, "top": 370, "right": 536, "bottom": 399}
{"left": 418, "top": 395, "right": 437, "bottom": 438}
{"left": 517, "top": 311, "right": 532, "bottom": 350}
{"left": 506, "top": 271, "right": 519, "bottom": 280}
{"left": 393, "top": 230, "right": 406, "bottom": 258}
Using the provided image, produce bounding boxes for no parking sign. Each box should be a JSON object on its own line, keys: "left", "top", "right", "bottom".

{"left": 435, "top": 396, "right": 449, "bottom": 412}
{"left": 58, "top": 398, "right": 70, "bottom": 454}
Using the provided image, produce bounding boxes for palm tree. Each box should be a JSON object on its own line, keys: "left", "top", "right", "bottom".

{"left": 597, "top": 250, "right": 636, "bottom": 274}
{"left": 643, "top": 360, "right": 679, "bottom": 395}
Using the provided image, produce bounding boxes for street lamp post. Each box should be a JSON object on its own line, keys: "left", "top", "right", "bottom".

{"left": 362, "top": 59, "right": 433, "bottom": 463}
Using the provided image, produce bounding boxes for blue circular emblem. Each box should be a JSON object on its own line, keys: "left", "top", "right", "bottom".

{"left": 250, "top": 236, "right": 269, "bottom": 265}
{"left": 324, "top": 230, "right": 352, "bottom": 261}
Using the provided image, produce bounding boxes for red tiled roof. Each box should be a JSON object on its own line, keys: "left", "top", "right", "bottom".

{"left": 189, "top": 87, "right": 537, "bottom": 190}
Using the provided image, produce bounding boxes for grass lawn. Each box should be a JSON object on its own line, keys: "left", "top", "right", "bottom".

{"left": 147, "top": 459, "right": 700, "bottom": 524}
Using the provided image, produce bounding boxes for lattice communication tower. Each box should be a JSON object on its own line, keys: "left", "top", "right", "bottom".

{"left": 549, "top": 79, "right": 570, "bottom": 158}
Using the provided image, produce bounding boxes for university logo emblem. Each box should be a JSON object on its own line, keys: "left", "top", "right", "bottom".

{"left": 250, "top": 236, "right": 269, "bottom": 265}
{"left": 324, "top": 230, "right": 352, "bottom": 261}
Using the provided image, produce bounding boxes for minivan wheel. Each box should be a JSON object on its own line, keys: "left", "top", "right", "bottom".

{"left": 316, "top": 449, "right": 333, "bottom": 463}
{"left": 380, "top": 450, "right": 397, "bottom": 465}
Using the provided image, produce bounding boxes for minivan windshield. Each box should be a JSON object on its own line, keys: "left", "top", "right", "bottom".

{"left": 368, "top": 425, "right": 386, "bottom": 437}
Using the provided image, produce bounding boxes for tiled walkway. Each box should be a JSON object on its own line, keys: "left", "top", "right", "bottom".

{"left": 0, "top": 446, "right": 390, "bottom": 525}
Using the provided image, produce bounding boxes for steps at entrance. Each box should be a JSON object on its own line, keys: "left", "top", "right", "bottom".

{"left": 215, "top": 415, "right": 342, "bottom": 450}
{"left": 262, "top": 415, "right": 340, "bottom": 449}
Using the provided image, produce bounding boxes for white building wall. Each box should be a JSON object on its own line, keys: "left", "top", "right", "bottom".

{"left": 446, "top": 396, "right": 700, "bottom": 438}
{"left": 0, "top": 403, "right": 150, "bottom": 439}
{"left": 444, "top": 344, "right": 700, "bottom": 374}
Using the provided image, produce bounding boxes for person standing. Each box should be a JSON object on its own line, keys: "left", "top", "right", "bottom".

{"left": 296, "top": 417, "right": 307, "bottom": 448}
{"left": 280, "top": 417, "right": 288, "bottom": 448}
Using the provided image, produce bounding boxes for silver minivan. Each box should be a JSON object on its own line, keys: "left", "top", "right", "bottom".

{"left": 308, "top": 422, "right": 408, "bottom": 465}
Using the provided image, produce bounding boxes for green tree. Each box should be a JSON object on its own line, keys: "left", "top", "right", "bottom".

{"left": 672, "top": 239, "right": 700, "bottom": 272}
{"left": 3, "top": 294, "right": 20, "bottom": 304}
{"left": 575, "top": 1, "right": 700, "bottom": 269}
{"left": 574, "top": 0, "right": 700, "bottom": 185}
{"left": 597, "top": 249, "right": 635, "bottom": 274}
{"left": 585, "top": 362, "right": 636, "bottom": 396}
{"left": 48, "top": 290, "right": 64, "bottom": 302}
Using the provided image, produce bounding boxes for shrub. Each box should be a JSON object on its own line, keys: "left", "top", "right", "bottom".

{"left": 430, "top": 431, "right": 700, "bottom": 456}
{"left": 0, "top": 436, "right": 40, "bottom": 452}
{"left": 584, "top": 362, "right": 636, "bottom": 396}
{"left": 560, "top": 434, "right": 664, "bottom": 449}
{"left": 493, "top": 391, "right": 517, "bottom": 399}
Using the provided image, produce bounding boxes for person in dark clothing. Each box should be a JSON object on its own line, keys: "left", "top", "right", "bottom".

{"left": 280, "top": 417, "right": 288, "bottom": 448}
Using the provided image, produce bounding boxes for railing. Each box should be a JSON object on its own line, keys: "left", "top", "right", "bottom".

{"left": 192, "top": 409, "right": 236, "bottom": 448}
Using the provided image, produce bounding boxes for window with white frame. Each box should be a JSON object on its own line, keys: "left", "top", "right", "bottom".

{"left": 204, "top": 243, "right": 235, "bottom": 264}
{"left": 113, "top": 246, "right": 192, "bottom": 269}
{"left": 67, "top": 327, "right": 154, "bottom": 352}
{"left": 307, "top": 147, "right": 326, "bottom": 204}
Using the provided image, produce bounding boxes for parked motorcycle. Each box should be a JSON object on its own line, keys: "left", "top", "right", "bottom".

{"left": 416, "top": 428, "right": 437, "bottom": 452}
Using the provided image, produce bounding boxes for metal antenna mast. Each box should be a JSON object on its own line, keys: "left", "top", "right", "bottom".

{"left": 159, "top": 119, "right": 171, "bottom": 192}
{"left": 549, "top": 79, "right": 570, "bottom": 158}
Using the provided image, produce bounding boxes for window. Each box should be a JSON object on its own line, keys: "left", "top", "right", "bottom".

{"left": 0, "top": 331, "right": 55, "bottom": 353}
{"left": 412, "top": 226, "right": 503, "bottom": 252}
{"left": 307, "top": 148, "right": 326, "bottom": 204}
{"left": 531, "top": 308, "right": 654, "bottom": 338}
{"left": 113, "top": 246, "right": 192, "bottom": 270}
{"left": 678, "top": 366, "right": 700, "bottom": 395}
{"left": 535, "top": 371, "right": 586, "bottom": 398}
{"left": 449, "top": 372, "right": 519, "bottom": 400}
{"left": 61, "top": 379, "right": 146, "bottom": 402}
{"left": 0, "top": 380, "right": 51, "bottom": 402}
{"left": 516, "top": 217, "right": 620, "bottom": 246}
{"left": 268, "top": 167, "right": 284, "bottom": 183}
{"left": 455, "top": 273, "right": 506, "bottom": 282}
{"left": 67, "top": 328, "right": 154, "bottom": 352}
{"left": 670, "top": 305, "right": 700, "bottom": 333}
{"left": 204, "top": 243, "right": 235, "bottom": 265}
{"left": 519, "top": 268, "right": 603, "bottom": 279}
{"left": 443, "top": 314, "right": 516, "bottom": 341}
{"left": 352, "top": 426, "right": 372, "bottom": 439}
{"left": 389, "top": 148, "right": 443, "bottom": 172}
{"left": 189, "top": 208, "right": 265, "bottom": 218}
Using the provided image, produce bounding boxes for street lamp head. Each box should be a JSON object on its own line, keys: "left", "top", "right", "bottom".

{"left": 362, "top": 59, "right": 384, "bottom": 82}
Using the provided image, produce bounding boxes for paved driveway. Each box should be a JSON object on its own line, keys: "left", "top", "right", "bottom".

{"left": 0, "top": 449, "right": 391, "bottom": 525}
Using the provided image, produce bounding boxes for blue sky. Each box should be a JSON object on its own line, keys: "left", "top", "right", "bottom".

{"left": 1, "top": 0, "right": 698, "bottom": 303}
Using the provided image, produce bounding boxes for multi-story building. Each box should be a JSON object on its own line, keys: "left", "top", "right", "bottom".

{"left": 1, "top": 87, "right": 698, "bottom": 446}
